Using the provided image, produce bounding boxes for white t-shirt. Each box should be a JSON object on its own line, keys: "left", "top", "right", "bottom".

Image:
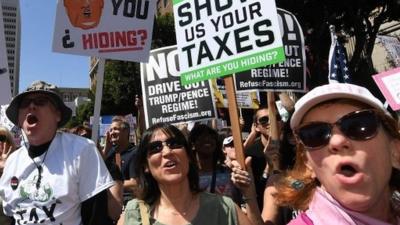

{"left": 0, "top": 132, "right": 115, "bottom": 225}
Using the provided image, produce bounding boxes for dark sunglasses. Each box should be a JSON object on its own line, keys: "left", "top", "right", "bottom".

{"left": 295, "top": 109, "right": 380, "bottom": 149}
{"left": 258, "top": 116, "right": 269, "bottom": 125}
{"left": 20, "top": 97, "right": 53, "bottom": 109}
{"left": 147, "top": 138, "right": 184, "bottom": 155}
{"left": 0, "top": 135, "right": 6, "bottom": 142}
{"left": 257, "top": 115, "right": 281, "bottom": 126}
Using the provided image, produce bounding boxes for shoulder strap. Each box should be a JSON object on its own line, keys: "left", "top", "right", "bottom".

{"left": 138, "top": 200, "right": 150, "bottom": 225}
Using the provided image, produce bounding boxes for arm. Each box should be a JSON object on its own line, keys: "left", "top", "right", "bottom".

{"left": 101, "top": 131, "right": 112, "bottom": 159}
{"left": 261, "top": 185, "right": 279, "bottom": 225}
{"left": 108, "top": 180, "right": 124, "bottom": 220}
{"left": 231, "top": 157, "right": 264, "bottom": 225}
{"left": 243, "top": 123, "right": 258, "bottom": 150}
{"left": 278, "top": 92, "right": 295, "bottom": 114}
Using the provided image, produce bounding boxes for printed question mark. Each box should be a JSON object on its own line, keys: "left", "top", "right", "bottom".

{"left": 137, "top": 30, "right": 147, "bottom": 45}
{"left": 272, "top": 51, "right": 278, "bottom": 59}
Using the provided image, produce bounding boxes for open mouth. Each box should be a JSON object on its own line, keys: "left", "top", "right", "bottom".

{"left": 164, "top": 160, "right": 177, "bottom": 168}
{"left": 27, "top": 114, "right": 38, "bottom": 125}
{"left": 82, "top": 6, "right": 92, "bottom": 17}
{"left": 339, "top": 164, "right": 357, "bottom": 177}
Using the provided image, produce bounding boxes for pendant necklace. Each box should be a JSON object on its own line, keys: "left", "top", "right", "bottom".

{"left": 31, "top": 149, "right": 49, "bottom": 189}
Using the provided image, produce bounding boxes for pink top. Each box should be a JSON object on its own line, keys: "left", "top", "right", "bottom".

{"left": 288, "top": 188, "right": 400, "bottom": 225}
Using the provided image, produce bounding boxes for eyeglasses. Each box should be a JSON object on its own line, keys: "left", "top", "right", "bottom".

{"left": 147, "top": 138, "right": 184, "bottom": 155}
{"left": 295, "top": 109, "right": 380, "bottom": 149}
{"left": 0, "top": 135, "right": 6, "bottom": 142}
{"left": 20, "top": 96, "right": 53, "bottom": 109}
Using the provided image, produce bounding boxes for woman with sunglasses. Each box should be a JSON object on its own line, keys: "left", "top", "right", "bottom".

{"left": 271, "top": 83, "right": 400, "bottom": 224}
{"left": 122, "top": 123, "right": 262, "bottom": 225}
{"left": 0, "top": 126, "right": 17, "bottom": 225}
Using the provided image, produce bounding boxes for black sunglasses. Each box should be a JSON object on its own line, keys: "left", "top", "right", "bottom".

{"left": 0, "top": 135, "right": 6, "bottom": 142}
{"left": 258, "top": 116, "right": 269, "bottom": 125}
{"left": 295, "top": 109, "right": 380, "bottom": 149}
{"left": 147, "top": 138, "right": 184, "bottom": 155}
{"left": 257, "top": 114, "right": 282, "bottom": 126}
{"left": 20, "top": 96, "right": 54, "bottom": 109}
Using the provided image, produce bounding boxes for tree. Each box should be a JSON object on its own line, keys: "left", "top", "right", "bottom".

{"left": 276, "top": 0, "right": 400, "bottom": 95}
{"left": 99, "top": 13, "right": 176, "bottom": 116}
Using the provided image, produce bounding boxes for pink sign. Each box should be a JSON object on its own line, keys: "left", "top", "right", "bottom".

{"left": 373, "top": 67, "right": 400, "bottom": 111}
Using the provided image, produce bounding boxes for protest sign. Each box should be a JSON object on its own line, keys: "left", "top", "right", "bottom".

{"left": 0, "top": 105, "right": 21, "bottom": 146}
{"left": 234, "top": 8, "right": 306, "bottom": 92}
{"left": 0, "top": 6, "right": 12, "bottom": 105}
{"left": 373, "top": 67, "right": 400, "bottom": 111}
{"left": 141, "top": 46, "right": 217, "bottom": 128}
{"left": 212, "top": 78, "right": 259, "bottom": 109}
{"left": 53, "top": 0, "right": 156, "bottom": 62}
{"left": 173, "top": 0, "right": 285, "bottom": 85}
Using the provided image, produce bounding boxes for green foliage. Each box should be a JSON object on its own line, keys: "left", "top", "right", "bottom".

{"left": 102, "top": 60, "right": 140, "bottom": 115}
{"left": 99, "top": 13, "right": 177, "bottom": 116}
{"left": 276, "top": 0, "right": 400, "bottom": 92}
{"left": 152, "top": 13, "right": 176, "bottom": 48}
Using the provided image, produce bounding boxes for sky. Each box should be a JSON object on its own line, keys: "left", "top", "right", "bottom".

{"left": 19, "top": 0, "right": 90, "bottom": 92}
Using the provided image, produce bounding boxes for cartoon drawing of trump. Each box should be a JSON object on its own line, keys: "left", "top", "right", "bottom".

{"left": 64, "top": 0, "right": 104, "bottom": 30}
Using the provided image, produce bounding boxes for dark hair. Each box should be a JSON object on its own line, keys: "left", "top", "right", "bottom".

{"left": 188, "top": 124, "right": 224, "bottom": 166}
{"left": 253, "top": 105, "right": 269, "bottom": 123}
{"left": 111, "top": 116, "right": 130, "bottom": 139}
{"left": 112, "top": 116, "right": 130, "bottom": 131}
{"left": 135, "top": 123, "right": 200, "bottom": 204}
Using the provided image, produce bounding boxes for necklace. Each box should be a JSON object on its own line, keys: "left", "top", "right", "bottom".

{"left": 156, "top": 195, "right": 195, "bottom": 217}
{"left": 31, "top": 149, "right": 49, "bottom": 189}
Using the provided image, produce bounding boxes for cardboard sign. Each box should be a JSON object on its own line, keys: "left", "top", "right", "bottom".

{"left": 141, "top": 46, "right": 217, "bottom": 128}
{"left": 0, "top": 6, "right": 12, "bottom": 105}
{"left": 173, "top": 0, "right": 285, "bottom": 85}
{"left": 234, "top": 8, "right": 306, "bottom": 92}
{"left": 373, "top": 67, "right": 400, "bottom": 111}
{"left": 212, "top": 78, "right": 259, "bottom": 109}
{"left": 53, "top": 0, "right": 156, "bottom": 62}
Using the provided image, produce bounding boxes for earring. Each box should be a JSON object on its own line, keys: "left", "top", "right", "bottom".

{"left": 290, "top": 179, "right": 305, "bottom": 191}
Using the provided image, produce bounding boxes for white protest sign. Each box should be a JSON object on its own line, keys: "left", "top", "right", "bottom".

{"left": 173, "top": 0, "right": 285, "bottom": 85}
{"left": 234, "top": 9, "right": 306, "bottom": 92}
{"left": 53, "top": 0, "right": 156, "bottom": 62}
{"left": 0, "top": 6, "right": 12, "bottom": 105}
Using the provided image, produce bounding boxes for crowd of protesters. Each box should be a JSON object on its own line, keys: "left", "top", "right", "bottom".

{"left": 0, "top": 80, "right": 399, "bottom": 225}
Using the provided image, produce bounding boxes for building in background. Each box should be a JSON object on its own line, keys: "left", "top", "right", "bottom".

{"left": 372, "top": 21, "right": 400, "bottom": 72}
{"left": 59, "top": 87, "right": 90, "bottom": 116}
{"left": 1, "top": 0, "right": 20, "bottom": 96}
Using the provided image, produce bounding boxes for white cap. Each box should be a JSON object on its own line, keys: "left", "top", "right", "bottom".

{"left": 223, "top": 136, "right": 233, "bottom": 146}
{"left": 290, "top": 83, "right": 386, "bottom": 130}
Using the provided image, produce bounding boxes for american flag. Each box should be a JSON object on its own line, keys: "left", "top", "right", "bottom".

{"left": 328, "top": 32, "right": 352, "bottom": 83}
